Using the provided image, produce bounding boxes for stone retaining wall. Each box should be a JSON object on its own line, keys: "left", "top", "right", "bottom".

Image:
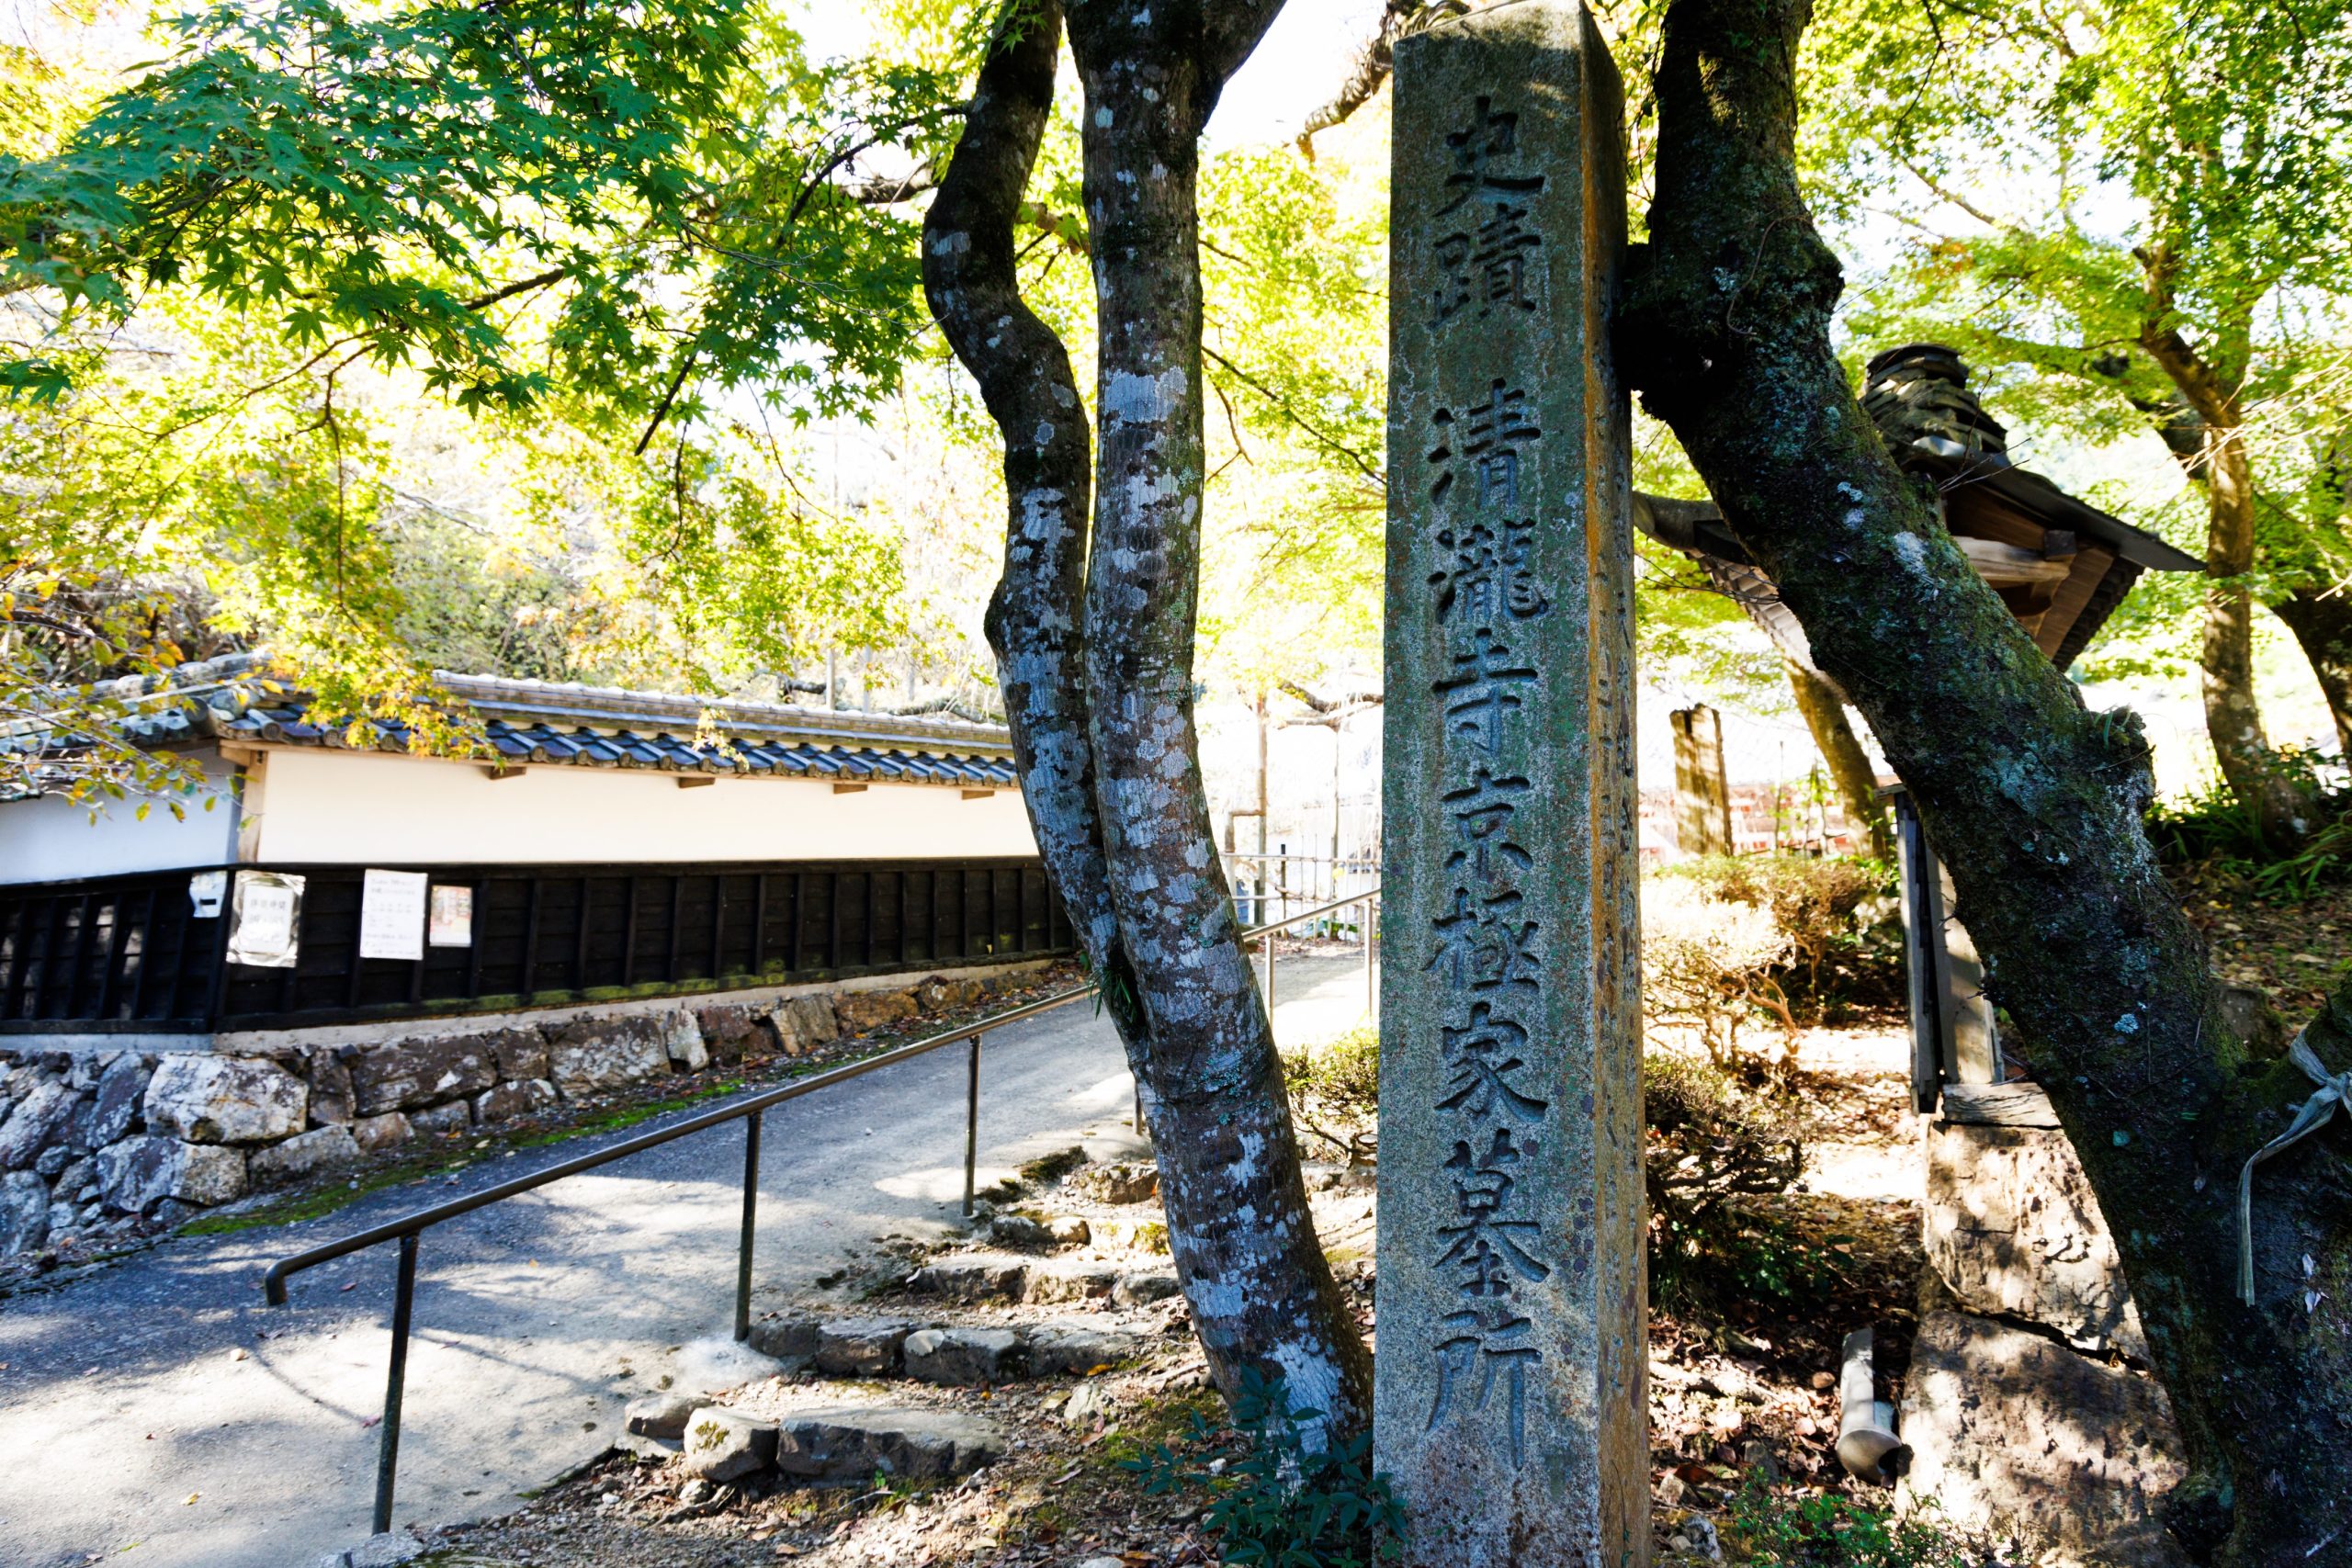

{"left": 0, "top": 963, "right": 1047, "bottom": 1260}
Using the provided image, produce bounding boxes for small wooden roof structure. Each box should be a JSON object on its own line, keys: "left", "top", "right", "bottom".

{"left": 1635, "top": 344, "right": 2203, "bottom": 677}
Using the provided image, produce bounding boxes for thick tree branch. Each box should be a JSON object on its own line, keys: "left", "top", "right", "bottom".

{"left": 920, "top": 0, "right": 1136, "bottom": 1032}
{"left": 1294, "top": 0, "right": 1468, "bottom": 155}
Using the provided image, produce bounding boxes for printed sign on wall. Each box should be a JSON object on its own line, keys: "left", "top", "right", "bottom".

{"left": 227, "top": 870, "right": 305, "bottom": 968}
{"left": 427, "top": 884, "right": 475, "bottom": 948}
{"left": 359, "top": 869, "right": 429, "bottom": 962}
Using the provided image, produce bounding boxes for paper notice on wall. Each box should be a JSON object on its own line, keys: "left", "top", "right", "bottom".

{"left": 188, "top": 870, "right": 228, "bottom": 919}
{"left": 427, "top": 884, "right": 474, "bottom": 948}
{"left": 359, "top": 869, "right": 429, "bottom": 962}
{"left": 228, "top": 870, "right": 304, "bottom": 968}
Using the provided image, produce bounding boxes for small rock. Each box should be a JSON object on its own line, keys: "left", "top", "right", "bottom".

{"left": 625, "top": 1393, "right": 704, "bottom": 1440}
{"left": 487, "top": 1028, "right": 552, "bottom": 1084}
{"left": 1739, "top": 1438, "right": 1782, "bottom": 1484}
{"left": 904, "top": 1327, "right": 1023, "bottom": 1386}
{"left": 307, "top": 1055, "right": 356, "bottom": 1127}
{"left": 95, "top": 1135, "right": 246, "bottom": 1213}
{"left": 351, "top": 1112, "right": 413, "bottom": 1153}
{"left": 748, "top": 1315, "right": 821, "bottom": 1361}
{"left": 0, "top": 1081, "right": 83, "bottom": 1169}
{"left": 470, "top": 1079, "right": 558, "bottom": 1125}
{"left": 1113, "top": 1269, "right": 1181, "bottom": 1307}
{"left": 906, "top": 1256, "right": 1028, "bottom": 1302}
{"left": 661, "top": 1010, "right": 707, "bottom": 1072}
{"left": 1048, "top": 1216, "right": 1091, "bottom": 1247}
{"left": 143, "top": 1055, "right": 307, "bottom": 1144}
{"left": 814, "top": 1318, "right": 914, "bottom": 1377}
{"left": 772, "top": 1405, "right": 1003, "bottom": 1482}
{"left": 1062, "top": 1379, "right": 1114, "bottom": 1427}
{"left": 1, "top": 1169, "right": 49, "bottom": 1256}
{"left": 833, "top": 988, "right": 919, "bottom": 1035}
{"left": 546, "top": 1016, "right": 673, "bottom": 1097}
{"left": 1026, "top": 1321, "right": 1143, "bottom": 1377}
{"left": 408, "top": 1100, "right": 472, "bottom": 1136}
{"left": 347, "top": 1037, "right": 498, "bottom": 1118}
{"left": 1073, "top": 1161, "right": 1159, "bottom": 1205}
{"left": 250, "top": 1125, "right": 363, "bottom": 1186}
{"left": 988, "top": 1213, "right": 1056, "bottom": 1250}
{"left": 681, "top": 1406, "right": 775, "bottom": 1483}
{"left": 87, "top": 1056, "right": 151, "bottom": 1147}
{"left": 1809, "top": 1371, "right": 1835, "bottom": 1390}
{"left": 1077, "top": 1558, "right": 1125, "bottom": 1568}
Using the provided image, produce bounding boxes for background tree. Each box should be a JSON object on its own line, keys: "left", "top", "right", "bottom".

{"left": 1620, "top": 0, "right": 2352, "bottom": 1554}
{"left": 1805, "top": 0, "right": 2352, "bottom": 838}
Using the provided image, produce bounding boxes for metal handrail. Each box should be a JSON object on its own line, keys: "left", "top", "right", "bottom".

{"left": 262, "top": 884, "right": 1379, "bottom": 1535}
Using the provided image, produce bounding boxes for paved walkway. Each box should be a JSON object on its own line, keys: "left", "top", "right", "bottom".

{"left": 0, "top": 953, "right": 1374, "bottom": 1568}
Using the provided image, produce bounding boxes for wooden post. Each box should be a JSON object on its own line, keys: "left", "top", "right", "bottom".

{"left": 1378, "top": 5, "right": 1647, "bottom": 1562}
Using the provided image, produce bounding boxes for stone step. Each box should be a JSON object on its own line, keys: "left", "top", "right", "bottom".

{"left": 667, "top": 1398, "right": 1003, "bottom": 1487}
{"left": 742, "top": 1311, "right": 1148, "bottom": 1386}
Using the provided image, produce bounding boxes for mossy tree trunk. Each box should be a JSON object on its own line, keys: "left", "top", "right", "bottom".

{"left": 922, "top": 0, "right": 1373, "bottom": 1441}
{"left": 1616, "top": 0, "right": 2352, "bottom": 1560}
{"left": 2272, "top": 584, "right": 2352, "bottom": 761}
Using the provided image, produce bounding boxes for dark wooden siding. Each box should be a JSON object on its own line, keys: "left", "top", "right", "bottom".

{"left": 0, "top": 858, "right": 1069, "bottom": 1033}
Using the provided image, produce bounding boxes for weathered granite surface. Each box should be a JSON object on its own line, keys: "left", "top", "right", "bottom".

{"left": 1925, "top": 1112, "right": 2149, "bottom": 1358}
{"left": 1899, "top": 1311, "right": 2189, "bottom": 1567}
{"left": 1374, "top": 4, "right": 1645, "bottom": 1562}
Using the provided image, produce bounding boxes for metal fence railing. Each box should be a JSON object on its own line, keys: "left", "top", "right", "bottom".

{"left": 262, "top": 885, "right": 1380, "bottom": 1535}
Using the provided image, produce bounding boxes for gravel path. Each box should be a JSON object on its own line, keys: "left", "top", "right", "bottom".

{"left": 0, "top": 954, "right": 1370, "bottom": 1568}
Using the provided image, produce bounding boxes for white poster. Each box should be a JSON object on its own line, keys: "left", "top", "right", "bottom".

{"left": 359, "top": 869, "right": 429, "bottom": 962}
{"left": 187, "top": 870, "right": 227, "bottom": 919}
{"left": 227, "top": 871, "right": 304, "bottom": 968}
{"left": 427, "top": 884, "right": 475, "bottom": 948}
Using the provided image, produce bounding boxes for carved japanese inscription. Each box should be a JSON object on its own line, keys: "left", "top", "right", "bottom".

{"left": 1376, "top": 4, "right": 1646, "bottom": 1565}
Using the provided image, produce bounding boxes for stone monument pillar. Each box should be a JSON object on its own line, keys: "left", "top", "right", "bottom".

{"left": 1376, "top": 3, "right": 1646, "bottom": 1564}
{"left": 1670, "top": 705, "right": 1733, "bottom": 856}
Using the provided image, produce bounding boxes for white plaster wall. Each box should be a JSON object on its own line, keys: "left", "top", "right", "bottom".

{"left": 247, "top": 747, "right": 1038, "bottom": 865}
{"left": 0, "top": 748, "right": 240, "bottom": 886}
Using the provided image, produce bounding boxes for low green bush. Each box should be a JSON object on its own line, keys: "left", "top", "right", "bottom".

{"left": 1123, "top": 1366, "right": 1404, "bottom": 1567}
{"left": 1725, "top": 1480, "right": 1975, "bottom": 1567}
{"left": 1645, "top": 1053, "right": 1813, "bottom": 1308}
{"left": 2148, "top": 751, "right": 2352, "bottom": 899}
{"left": 1284, "top": 1024, "right": 1380, "bottom": 1166}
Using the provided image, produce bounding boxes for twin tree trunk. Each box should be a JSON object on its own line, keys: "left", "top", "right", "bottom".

{"left": 927, "top": 0, "right": 2352, "bottom": 1558}
{"left": 922, "top": 0, "right": 1372, "bottom": 1438}
{"left": 1619, "top": 0, "right": 2352, "bottom": 1561}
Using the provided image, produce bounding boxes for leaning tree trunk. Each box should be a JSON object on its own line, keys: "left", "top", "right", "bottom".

{"left": 1784, "top": 659, "right": 1889, "bottom": 859}
{"left": 1616, "top": 1, "right": 2352, "bottom": 1561}
{"left": 924, "top": 0, "right": 1373, "bottom": 1439}
{"left": 2272, "top": 583, "right": 2352, "bottom": 761}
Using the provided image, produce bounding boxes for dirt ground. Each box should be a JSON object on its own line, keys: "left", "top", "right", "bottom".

{"left": 396, "top": 1010, "right": 1927, "bottom": 1568}
{"left": 2175, "top": 866, "right": 2352, "bottom": 1020}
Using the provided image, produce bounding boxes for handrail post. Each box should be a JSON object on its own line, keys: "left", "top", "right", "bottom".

{"left": 735, "top": 1111, "right": 763, "bottom": 1342}
{"left": 962, "top": 1034, "right": 981, "bottom": 1218}
{"left": 374, "top": 1232, "right": 420, "bottom": 1537}
{"left": 1363, "top": 891, "right": 1375, "bottom": 1018}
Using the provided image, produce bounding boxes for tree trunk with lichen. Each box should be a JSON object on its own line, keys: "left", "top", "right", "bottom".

{"left": 2272, "top": 584, "right": 2352, "bottom": 761}
{"left": 922, "top": 0, "right": 1373, "bottom": 1441}
{"left": 1615, "top": 0, "right": 2352, "bottom": 1560}
{"left": 1784, "top": 659, "right": 1888, "bottom": 860}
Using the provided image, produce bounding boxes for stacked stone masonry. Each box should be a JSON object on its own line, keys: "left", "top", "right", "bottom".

{"left": 0, "top": 967, "right": 1033, "bottom": 1259}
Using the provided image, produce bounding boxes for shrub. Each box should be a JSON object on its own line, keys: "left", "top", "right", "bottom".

{"left": 1645, "top": 1053, "right": 1808, "bottom": 1305}
{"left": 1284, "top": 1024, "right": 1380, "bottom": 1166}
{"left": 1679, "top": 855, "right": 1888, "bottom": 994}
{"left": 1124, "top": 1366, "right": 1404, "bottom": 1567}
{"left": 1643, "top": 874, "right": 1800, "bottom": 1074}
{"left": 2148, "top": 751, "right": 2352, "bottom": 897}
{"left": 1725, "top": 1480, "right": 1975, "bottom": 1567}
